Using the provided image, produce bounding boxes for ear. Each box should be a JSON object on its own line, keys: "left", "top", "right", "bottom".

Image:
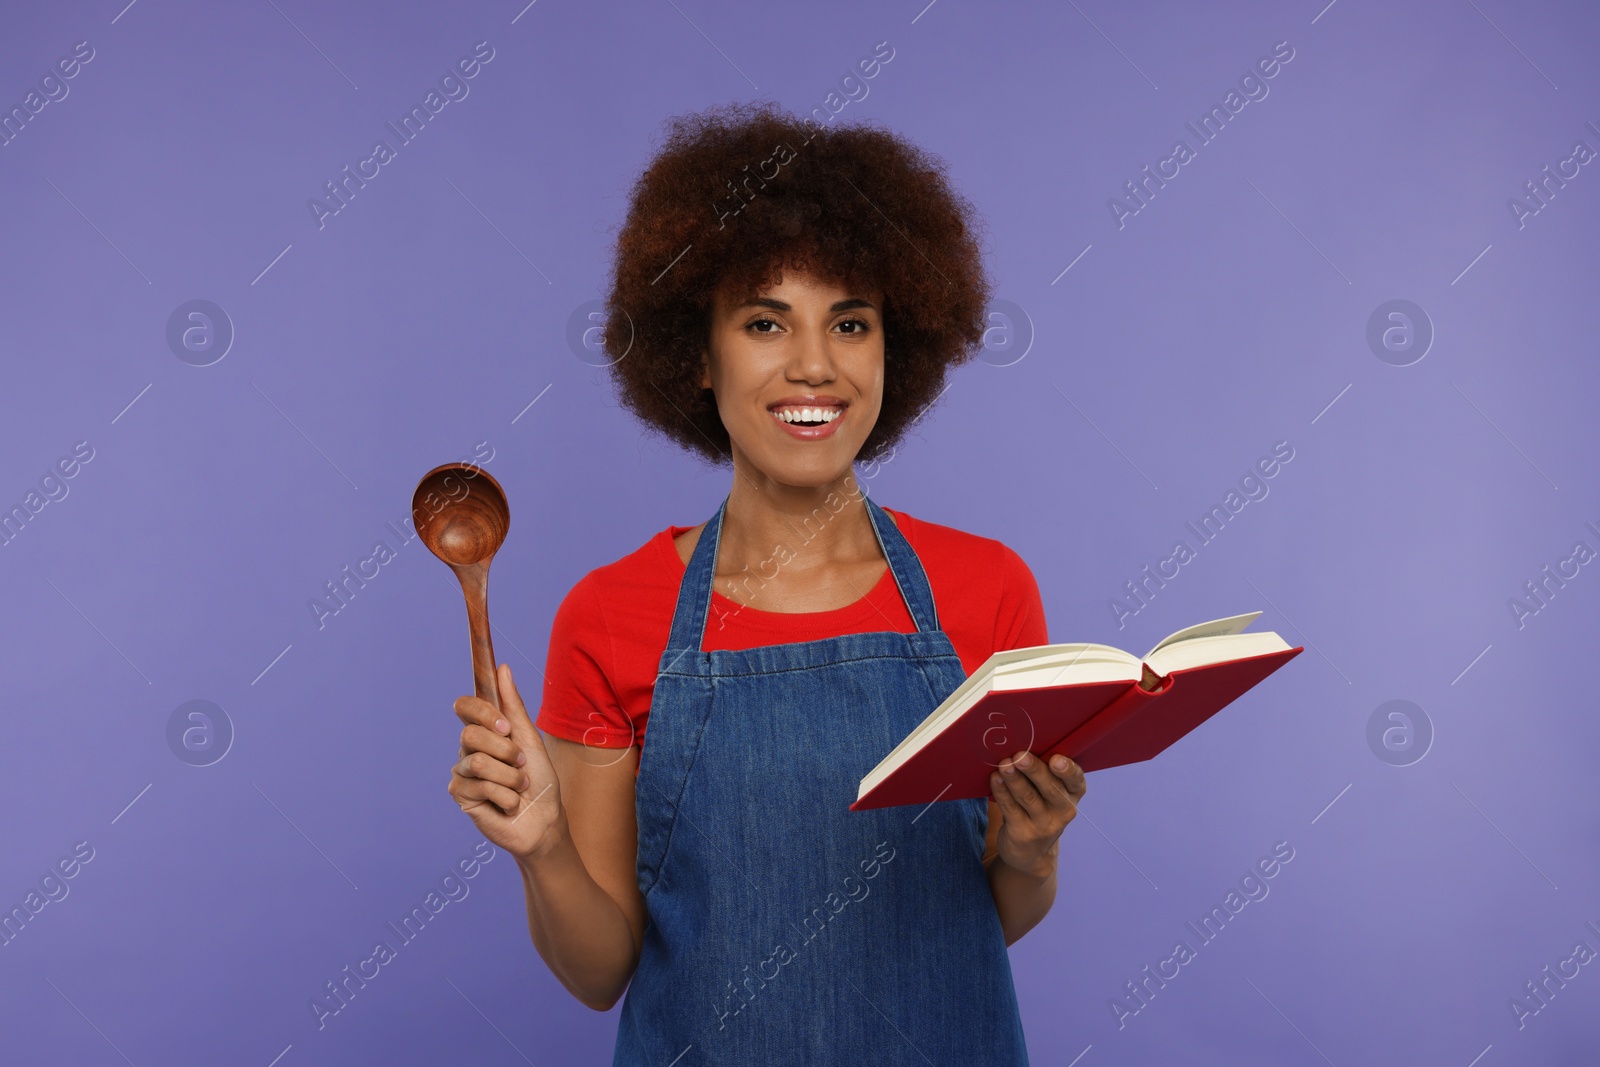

{"left": 698, "top": 348, "right": 711, "bottom": 389}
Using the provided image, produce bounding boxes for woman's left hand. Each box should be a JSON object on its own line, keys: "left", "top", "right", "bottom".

{"left": 990, "top": 750, "right": 1087, "bottom": 880}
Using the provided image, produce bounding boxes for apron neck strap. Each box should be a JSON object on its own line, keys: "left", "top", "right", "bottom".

{"left": 665, "top": 490, "right": 942, "bottom": 653}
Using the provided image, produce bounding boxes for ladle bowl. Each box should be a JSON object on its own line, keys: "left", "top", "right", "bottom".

{"left": 412, "top": 463, "right": 510, "bottom": 710}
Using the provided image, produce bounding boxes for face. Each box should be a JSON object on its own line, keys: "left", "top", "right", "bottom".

{"left": 700, "top": 269, "right": 884, "bottom": 489}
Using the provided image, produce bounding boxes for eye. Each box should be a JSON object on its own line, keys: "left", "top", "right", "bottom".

{"left": 746, "top": 317, "right": 782, "bottom": 334}
{"left": 836, "top": 317, "right": 871, "bottom": 335}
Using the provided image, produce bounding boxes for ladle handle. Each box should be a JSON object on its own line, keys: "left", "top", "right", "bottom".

{"left": 456, "top": 563, "right": 500, "bottom": 711}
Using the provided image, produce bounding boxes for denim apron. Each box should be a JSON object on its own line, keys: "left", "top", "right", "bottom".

{"left": 613, "top": 493, "right": 1030, "bottom": 1065}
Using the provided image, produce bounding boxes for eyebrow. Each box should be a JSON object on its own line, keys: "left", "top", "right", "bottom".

{"left": 735, "top": 296, "right": 877, "bottom": 313}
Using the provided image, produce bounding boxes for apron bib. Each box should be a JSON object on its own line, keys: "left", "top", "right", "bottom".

{"left": 614, "top": 493, "right": 1030, "bottom": 1066}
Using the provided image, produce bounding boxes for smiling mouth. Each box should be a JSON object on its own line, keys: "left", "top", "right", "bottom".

{"left": 769, "top": 404, "right": 845, "bottom": 426}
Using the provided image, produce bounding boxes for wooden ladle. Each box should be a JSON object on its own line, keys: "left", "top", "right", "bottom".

{"left": 412, "top": 463, "right": 510, "bottom": 711}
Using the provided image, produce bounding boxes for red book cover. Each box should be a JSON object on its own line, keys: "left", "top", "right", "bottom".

{"left": 1041, "top": 646, "right": 1303, "bottom": 772}
{"left": 850, "top": 627, "right": 1304, "bottom": 811}
{"left": 849, "top": 678, "right": 1132, "bottom": 811}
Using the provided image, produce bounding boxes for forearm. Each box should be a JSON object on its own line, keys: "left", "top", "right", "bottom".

{"left": 986, "top": 843, "right": 1059, "bottom": 946}
{"left": 516, "top": 812, "right": 641, "bottom": 1010}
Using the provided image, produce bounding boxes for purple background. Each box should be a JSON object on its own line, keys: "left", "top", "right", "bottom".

{"left": 2, "top": 0, "right": 1596, "bottom": 1063}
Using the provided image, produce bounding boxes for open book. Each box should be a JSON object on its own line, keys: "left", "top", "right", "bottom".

{"left": 850, "top": 612, "right": 1303, "bottom": 811}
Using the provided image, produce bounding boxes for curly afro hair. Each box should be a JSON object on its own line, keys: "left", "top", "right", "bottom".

{"left": 601, "top": 100, "right": 992, "bottom": 466}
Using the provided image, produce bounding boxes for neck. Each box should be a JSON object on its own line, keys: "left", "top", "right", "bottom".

{"left": 717, "top": 455, "right": 880, "bottom": 576}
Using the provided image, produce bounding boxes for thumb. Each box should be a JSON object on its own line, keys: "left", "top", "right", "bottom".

{"left": 498, "top": 663, "right": 535, "bottom": 730}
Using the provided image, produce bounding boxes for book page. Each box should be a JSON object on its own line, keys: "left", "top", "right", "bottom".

{"left": 994, "top": 643, "right": 1135, "bottom": 680}
{"left": 1145, "top": 630, "right": 1289, "bottom": 675}
{"left": 1143, "top": 611, "right": 1263, "bottom": 659}
{"left": 996, "top": 655, "right": 1139, "bottom": 692}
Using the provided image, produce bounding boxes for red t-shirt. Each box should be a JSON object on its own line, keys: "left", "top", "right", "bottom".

{"left": 533, "top": 507, "right": 1048, "bottom": 760}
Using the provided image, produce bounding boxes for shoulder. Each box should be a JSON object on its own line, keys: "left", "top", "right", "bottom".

{"left": 540, "top": 525, "right": 687, "bottom": 747}
{"left": 882, "top": 506, "right": 1035, "bottom": 582}
{"left": 579, "top": 524, "right": 683, "bottom": 586}
{"left": 551, "top": 524, "right": 685, "bottom": 632}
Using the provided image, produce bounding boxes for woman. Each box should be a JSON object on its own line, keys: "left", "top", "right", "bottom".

{"left": 447, "top": 101, "right": 1086, "bottom": 1065}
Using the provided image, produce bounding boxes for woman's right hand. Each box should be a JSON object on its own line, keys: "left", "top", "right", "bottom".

{"left": 449, "top": 662, "right": 564, "bottom": 860}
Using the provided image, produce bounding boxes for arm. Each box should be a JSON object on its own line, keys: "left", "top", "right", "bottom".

{"left": 450, "top": 664, "right": 647, "bottom": 1011}
{"left": 983, "top": 800, "right": 1058, "bottom": 945}
{"left": 517, "top": 733, "right": 646, "bottom": 1010}
{"left": 982, "top": 751, "right": 1086, "bottom": 945}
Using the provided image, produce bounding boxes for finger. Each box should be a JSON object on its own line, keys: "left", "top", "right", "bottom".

{"left": 1050, "top": 754, "right": 1088, "bottom": 798}
{"left": 454, "top": 751, "right": 528, "bottom": 793}
{"left": 999, "top": 757, "right": 1047, "bottom": 816}
{"left": 1014, "top": 751, "right": 1072, "bottom": 807}
{"left": 453, "top": 693, "right": 510, "bottom": 736}
{"left": 449, "top": 773, "right": 523, "bottom": 815}
{"left": 498, "top": 663, "right": 536, "bottom": 732}
{"left": 990, "top": 770, "right": 1025, "bottom": 819}
{"left": 460, "top": 723, "right": 524, "bottom": 767}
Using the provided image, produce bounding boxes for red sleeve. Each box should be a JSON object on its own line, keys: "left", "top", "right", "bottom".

{"left": 534, "top": 573, "right": 636, "bottom": 748}
{"left": 994, "top": 542, "right": 1048, "bottom": 654}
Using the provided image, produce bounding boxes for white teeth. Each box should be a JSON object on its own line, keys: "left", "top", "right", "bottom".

{"left": 773, "top": 406, "right": 840, "bottom": 424}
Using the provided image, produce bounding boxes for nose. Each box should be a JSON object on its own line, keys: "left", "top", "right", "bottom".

{"left": 788, "top": 321, "right": 837, "bottom": 383}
